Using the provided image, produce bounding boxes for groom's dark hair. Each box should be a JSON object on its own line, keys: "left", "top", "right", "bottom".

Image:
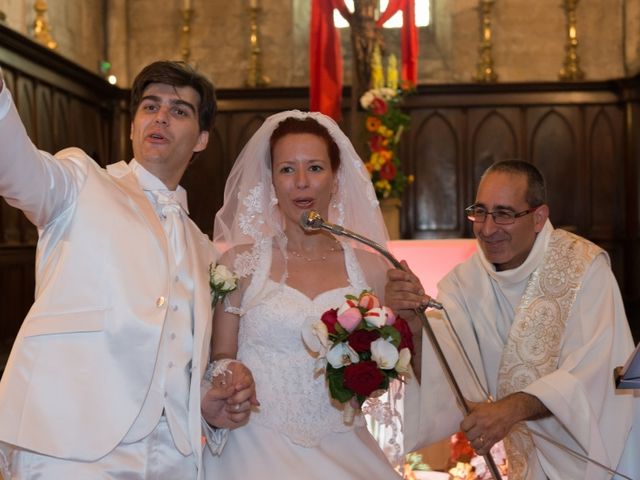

{"left": 130, "top": 60, "right": 217, "bottom": 133}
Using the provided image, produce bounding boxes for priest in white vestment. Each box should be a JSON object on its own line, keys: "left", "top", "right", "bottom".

{"left": 388, "top": 160, "right": 640, "bottom": 480}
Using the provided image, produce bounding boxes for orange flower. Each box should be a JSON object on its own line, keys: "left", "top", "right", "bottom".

{"left": 379, "top": 149, "right": 393, "bottom": 161}
{"left": 366, "top": 116, "right": 381, "bottom": 132}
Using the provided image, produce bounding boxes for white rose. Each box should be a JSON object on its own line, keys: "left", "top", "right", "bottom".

{"left": 212, "top": 264, "right": 237, "bottom": 291}
{"left": 395, "top": 347, "right": 411, "bottom": 374}
{"left": 360, "top": 91, "right": 374, "bottom": 109}
{"left": 326, "top": 342, "right": 360, "bottom": 369}
{"left": 380, "top": 87, "right": 397, "bottom": 99}
{"left": 370, "top": 337, "right": 399, "bottom": 370}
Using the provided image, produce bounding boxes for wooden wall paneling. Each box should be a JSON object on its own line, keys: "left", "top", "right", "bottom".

{"left": 528, "top": 106, "right": 582, "bottom": 233}
{"left": 468, "top": 108, "right": 520, "bottom": 189}
{"left": 587, "top": 105, "right": 624, "bottom": 241}
{"left": 409, "top": 109, "right": 463, "bottom": 239}
{"left": 35, "top": 84, "right": 54, "bottom": 152}
{"left": 53, "top": 90, "right": 71, "bottom": 151}
{"left": 0, "top": 246, "right": 35, "bottom": 370}
{"left": 15, "top": 76, "right": 35, "bottom": 138}
{"left": 181, "top": 124, "right": 228, "bottom": 238}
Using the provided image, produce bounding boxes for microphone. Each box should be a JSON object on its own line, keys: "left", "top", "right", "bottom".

{"left": 300, "top": 210, "right": 443, "bottom": 310}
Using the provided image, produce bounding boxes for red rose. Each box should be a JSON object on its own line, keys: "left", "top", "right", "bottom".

{"left": 371, "top": 97, "right": 388, "bottom": 115}
{"left": 321, "top": 308, "right": 338, "bottom": 334}
{"left": 394, "top": 316, "right": 415, "bottom": 355}
{"left": 347, "top": 329, "right": 380, "bottom": 353}
{"left": 343, "top": 361, "right": 384, "bottom": 397}
{"left": 368, "top": 135, "right": 385, "bottom": 152}
{"left": 380, "top": 160, "right": 397, "bottom": 181}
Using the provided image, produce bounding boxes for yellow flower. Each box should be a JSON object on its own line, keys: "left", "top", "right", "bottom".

{"left": 377, "top": 125, "right": 394, "bottom": 139}
{"left": 374, "top": 179, "right": 392, "bottom": 198}
{"left": 366, "top": 116, "right": 381, "bottom": 132}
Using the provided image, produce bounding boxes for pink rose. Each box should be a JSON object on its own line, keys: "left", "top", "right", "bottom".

{"left": 383, "top": 306, "right": 396, "bottom": 325}
{"left": 358, "top": 292, "right": 380, "bottom": 310}
{"left": 337, "top": 307, "right": 362, "bottom": 332}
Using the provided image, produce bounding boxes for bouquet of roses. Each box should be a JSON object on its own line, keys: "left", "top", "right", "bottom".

{"left": 209, "top": 263, "right": 237, "bottom": 306}
{"left": 302, "top": 290, "right": 414, "bottom": 423}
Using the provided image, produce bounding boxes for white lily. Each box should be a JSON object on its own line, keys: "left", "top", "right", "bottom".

{"left": 326, "top": 342, "right": 360, "bottom": 369}
{"left": 301, "top": 317, "right": 329, "bottom": 354}
{"left": 370, "top": 337, "right": 399, "bottom": 370}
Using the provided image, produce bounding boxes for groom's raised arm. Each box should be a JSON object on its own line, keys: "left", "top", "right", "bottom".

{"left": 0, "top": 66, "right": 87, "bottom": 228}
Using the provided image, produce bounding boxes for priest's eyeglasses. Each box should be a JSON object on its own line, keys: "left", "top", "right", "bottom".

{"left": 465, "top": 205, "right": 539, "bottom": 225}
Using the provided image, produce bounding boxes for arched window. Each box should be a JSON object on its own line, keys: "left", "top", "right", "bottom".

{"left": 334, "top": 0, "right": 430, "bottom": 28}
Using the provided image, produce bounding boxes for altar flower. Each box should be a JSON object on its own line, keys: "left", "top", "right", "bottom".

{"left": 209, "top": 263, "right": 237, "bottom": 306}
{"left": 360, "top": 53, "right": 414, "bottom": 200}
{"left": 301, "top": 290, "right": 413, "bottom": 424}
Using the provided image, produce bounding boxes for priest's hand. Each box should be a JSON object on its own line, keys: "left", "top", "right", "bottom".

{"left": 461, "top": 393, "right": 550, "bottom": 455}
{"left": 385, "top": 260, "right": 431, "bottom": 379}
{"left": 201, "top": 361, "right": 259, "bottom": 429}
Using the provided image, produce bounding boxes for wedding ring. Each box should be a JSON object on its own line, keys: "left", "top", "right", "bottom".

{"left": 478, "top": 435, "right": 485, "bottom": 445}
{"left": 235, "top": 403, "right": 241, "bottom": 411}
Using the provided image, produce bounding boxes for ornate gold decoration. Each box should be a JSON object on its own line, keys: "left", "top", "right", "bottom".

{"left": 474, "top": 0, "right": 497, "bottom": 82}
{"left": 245, "top": 0, "right": 270, "bottom": 88}
{"left": 558, "top": 0, "right": 585, "bottom": 81}
{"left": 32, "top": 0, "right": 57, "bottom": 50}
{"left": 180, "top": 5, "right": 193, "bottom": 63}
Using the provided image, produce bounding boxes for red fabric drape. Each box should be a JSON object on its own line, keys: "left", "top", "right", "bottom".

{"left": 377, "top": 0, "right": 418, "bottom": 85}
{"left": 310, "top": 0, "right": 348, "bottom": 120}
{"left": 310, "top": 0, "right": 419, "bottom": 119}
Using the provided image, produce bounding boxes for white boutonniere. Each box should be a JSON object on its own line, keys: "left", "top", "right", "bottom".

{"left": 209, "top": 263, "right": 237, "bottom": 306}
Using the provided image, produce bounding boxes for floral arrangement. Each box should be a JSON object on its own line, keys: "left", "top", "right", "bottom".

{"left": 360, "top": 51, "right": 414, "bottom": 200}
{"left": 302, "top": 290, "right": 414, "bottom": 423}
{"left": 209, "top": 263, "right": 237, "bottom": 306}
{"left": 449, "top": 432, "right": 509, "bottom": 480}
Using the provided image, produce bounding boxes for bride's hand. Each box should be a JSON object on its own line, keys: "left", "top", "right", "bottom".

{"left": 201, "top": 361, "right": 259, "bottom": 429}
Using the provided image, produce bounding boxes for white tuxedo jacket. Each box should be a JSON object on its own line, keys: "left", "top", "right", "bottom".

{"left": 0, "top": 87, "right": 214, "bottom": 471}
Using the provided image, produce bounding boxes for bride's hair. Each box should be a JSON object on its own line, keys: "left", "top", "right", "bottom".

{"left": 269, "top": 117, "right": 341, "bottom": 172}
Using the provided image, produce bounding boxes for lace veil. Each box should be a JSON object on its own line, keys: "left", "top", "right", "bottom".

{"left": 213, "top": 110, "right": 390, "bottom": 305}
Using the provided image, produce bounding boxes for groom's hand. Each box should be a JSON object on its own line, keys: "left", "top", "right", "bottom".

{"left": 201, "top": 362, "right": 258, "bottom": 429}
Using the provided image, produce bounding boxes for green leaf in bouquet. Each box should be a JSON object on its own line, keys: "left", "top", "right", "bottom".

{"left": 327, "top": 365, "right": 353, "bottom": 403}
{"left": 379, "top": 325, "right": 401, "bottom": 346}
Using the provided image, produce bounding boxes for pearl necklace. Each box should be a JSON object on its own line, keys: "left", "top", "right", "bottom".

{"left": 287, "top": 241, "right": 341, "bottom": 262}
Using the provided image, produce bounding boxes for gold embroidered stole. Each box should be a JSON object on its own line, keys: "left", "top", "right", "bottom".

{"left": 496, "top": 229, "right": 602, "bottom": 479}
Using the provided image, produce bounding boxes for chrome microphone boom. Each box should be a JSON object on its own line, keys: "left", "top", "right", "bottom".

{"left": 299, "top": 210, "right": 503, "bottom": 480}
{"left": 300, "top": 210, "right": 443, "bottom": 310}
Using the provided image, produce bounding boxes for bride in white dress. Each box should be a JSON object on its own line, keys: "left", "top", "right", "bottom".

{"left": 204, "top": 111, "right": 402, "bottom": 479}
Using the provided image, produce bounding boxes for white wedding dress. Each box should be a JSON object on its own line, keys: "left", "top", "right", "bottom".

{"left": 204, "top": 244, "right": 400, "bottom": 479}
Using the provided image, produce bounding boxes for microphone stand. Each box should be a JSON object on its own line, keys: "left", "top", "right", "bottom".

{"left": 301, "top": 211, "right": 503, "bottom": 480}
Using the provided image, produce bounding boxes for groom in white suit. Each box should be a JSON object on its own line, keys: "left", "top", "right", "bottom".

{"left": 0, "top": 61, "right": 256, "bottom": 479}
